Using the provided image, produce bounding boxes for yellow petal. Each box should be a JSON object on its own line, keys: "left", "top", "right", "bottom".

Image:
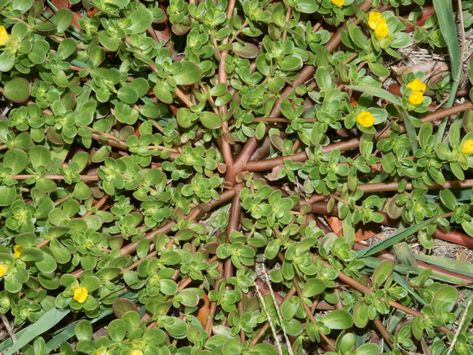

{"left": 73, "top": 287, "right": 89, "bottom": 304}
{"left": 0, "top": 264, "right": 8, "bottom": 278}
{"left": 331, "top": 0, "right": 345, "bottom": 7}
{"left": 408, "top": 91, "right": 424, "bottom": 106}
{"left": 461, "top": 139, "right": 473, "bottom": 154}
{"left": 374, "top": 21, "right": 389, "bottom": 39}
{"left": 407, "top": 79, "right": 426, "bottom": 93}
{"left": 356, "top": 111, "right": 375, "bottom": 128}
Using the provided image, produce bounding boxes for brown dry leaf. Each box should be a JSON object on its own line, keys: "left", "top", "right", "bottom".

{"left": 51, "top": 0, "right": 71, "bottom": 9}
{"left": 355, "top": 228, "right": 378, "bottom": 242}
{"left": 197, "top": 294, "right": 210, "bottom": 326}
{"left": 326, "top": 216, "right": 343, "bottom": 236}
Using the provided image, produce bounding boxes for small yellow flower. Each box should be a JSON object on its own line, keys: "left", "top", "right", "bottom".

{"left": 73, "top": 287, "right": 89, "bottom": 304}
{"left": 461, "top": 139, "right": 473, "bottom": 154}
{"left": 0, "top": 263, "right": 8, "bottom": 278}
{"left": 407, "top": 79, "right": 426, "bottom": 93}
{"left": 374, "top": 21, "right": 389, "bottom": 39}
{"left": 368, "top": 12, "right": 384, "bottom": 30}
{"left": 13, "top": 245, "right": 23, "bottom": 258}
{"left": 0, "top": 26, "right": 10, "bottom": 46}
{"left": 331, "top": 0, "right": 345, "bottom": 7}
{"left": 130, "top": 351, "right": 144, "bottom": 355}
{"left": 408, "top": 91, "right": 424, "bottom": 106}
{"left": 356, "top": 111, "right": 375, "bottom": 128}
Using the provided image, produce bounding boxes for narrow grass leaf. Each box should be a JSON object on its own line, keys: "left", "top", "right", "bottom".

{"left": 45, "top": 310, "right": 112, "bottom": 352}
{"left": 432, "top": 0, "right": 461, "bottom": 81}
{"left": 433, "top": 0, "right": 462, "bottom": 142}
{"left": 0, "top": 308, "right": 69, "bottom": 355}
{"left": 357, "top": 218, "right": 433, "bottom": 258}
{"left": 364, "top": 256, "right": 471, "bottom": 286}
{"left": 393, "top": 272, "right": 427, "bottom": 306}
{"left": 414, "top": 254, "right": 473, "bottom": 278}
{"left": 348, "top": 85, "right": 402, "bottom": 106}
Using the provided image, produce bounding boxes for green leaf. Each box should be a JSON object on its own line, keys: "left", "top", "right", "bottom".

{"left": 264, "top": 239, "right": 280, "bottom": 260}
{"left": 0, "top": 186, "right": 16, "bottom": 206}
{"left": 4, "top": 77, "right": 30, "bottom": 103}
{"left": 315, "top": 67, "right": 332, "bottom": 90}
{"left": 163, "top": 316, "right": 187, "bottom": 339}
{"left": 357, "top": 218, "right": 435, "bottom": 258}
{"left": 0, "top": 52, "right": 15, "bottom": 72}
{"left": 322, "top": 310, "right": 353, "bottom": 330}
{"left": 462, "top": 220, "right": 473, "bottom": 238}
{"left": 353, "top": 302, "right": 369, "bottom": 328}
{"left": 4, "top": 148, "right": 29, "bottom": 174}
{"left": 232, "top": 42, "right": 259, "bottom": 59}
{"left": 280, "top": 55, "right": 303, "bottom": 72}
{"left": 348, "top": 85, "right": 402, "bottom": 106}
{"left": 74, "top": 320, "right": 92, "bottom": 341}
{"left": 128, "top": 4, "right": 153, "bottom": 34}
{"left": 200, "top": 111, "right": 222, "bottom": 129}
{"left": 302, "top": 279, "right": 326, "bottom": 298}
{"left": 372, "top": 260, "right": 393, "bottom": 289}
{"left": 439, "top": 189, "right": 457, "bottom": 211}
{"left": 355, "top": 343, "right": 379, "bottom": 355}
{"left": 433, "top": 0, "right": 463, "bottom": 140}
{"left": 177, "top": 108, "right": 196, "bottom": 128}
{"left": 153, "top": 83, "right": 173, "bottom": 104}
{"left": 295, "top": 0, "right": 318, "bottom": 13}
{"left": 107, "top": 319, "right": 127, "bottom": 341}
{"left": 29, "top": 146, "right": 51, "bottom": 170}
{"left": 12, "top": 0, "right": 33, "bottom": 12}
{"left": 159, "top": 279, "right": 178, "bottom": 296}
{"left": 117, "top": 85, "right": 139, "bottom": 104}
{"left": 45, "top": 310, "right": 112, "bottom": 352}
{"left": 35, "top": 251, "right": 58, "bottom": 273}
{"left": 432, "top": 0, "right": 461, "bottom": 81}
{"left": 173, "top": 62, "right": 202, "bottom": 86}
{"left": 431, "top": 285, "right": 458, "bottom": 313}
{"left": 414, "top": 253, "right": 473, "bottom": 279}
{"left": 57, "top": 38, "right": 77, "bottom": 60}
{"left": 0, "top": 308, "right": 69, "bottom": 355}
{"left": 54, "top": 9, "right": 73, "bottom": 33}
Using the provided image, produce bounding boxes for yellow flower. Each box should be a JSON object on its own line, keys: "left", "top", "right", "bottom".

{"left": 368, "top": 12, "right": 384, "bottom": 30}
{"left": 356, "top": 111, "right": 375, "bottom": 128}
{"left": 73, "top": 287, "right": 89, "bottom": 304}
{"left": 374, "top": 21, "right": 389, "bottom": 39}
{"left": 13, "top": 245, "right": 23, "bottom": 258}
{"left": 408, "top": 91, "right": 424, "bottom": 106}
{"left": 0, "top": 263, "right": 8, "bottom": 278}
{"left": 93, "top": 348, "right": 108, "bottom": 355}
{"left": 461, "top": 139, "right": 473, "bottom": 154}
{"left": 407, "top": 79, "right": 426, "bottom": 93}
{"left": 331, "top": 0, "right": 345, "bottom": 7}
{"left": 130, "top": 351, "right": 143, "bottom": 355}
{"left": 0, "top": 26, "right": 10, "bottom": 46}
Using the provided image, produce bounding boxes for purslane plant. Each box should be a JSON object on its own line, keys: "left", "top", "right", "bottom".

{"left": 0, "top": 0, "right": 472, "bottom": 354}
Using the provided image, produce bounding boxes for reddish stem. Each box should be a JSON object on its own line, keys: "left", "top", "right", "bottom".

{"left": 246, "top": 102, "right": 473, "bottom": 172}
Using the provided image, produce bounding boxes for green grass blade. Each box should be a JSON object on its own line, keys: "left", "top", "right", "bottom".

{"left": 46, "top": 291, "right": 137, "bottom": 352}
{"left": 393, "top": 272, "right": 427, "bottom": 306}
{"left": 459, "top": 293, "right": 473, "bottom": 334}
{"left": 0, "top": 308, "right": 69, "bottom": 355}
{"left": 414, "top": 254, "right": 473, "bottom": 278}
{"left": 349, "top": 85, "right": 417, "bottom": 150}
{"left": 357, "top": 218, "right": 434, "bottom": 258}
{"left": 433, "top": 0, "right": 462, "bottom": 142}
{"left": 348, "top": 85, "right": 402, "bottom": 106}
{"left": 363, "top": 256, "right": 472, "bottom": 286}
{"left": 432, "top": 0, "right": 461, "bottom": 82}
{"left": 45, "top": 310, "right": 112, "bottom": 353}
